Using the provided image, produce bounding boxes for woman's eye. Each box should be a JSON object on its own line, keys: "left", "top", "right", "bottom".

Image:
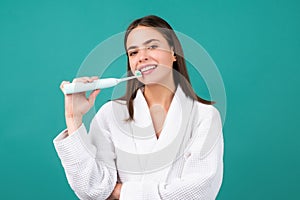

{"left": 129, "top": 51, "right": 138, "bottom": 56}
{"left": 148, "top": 45, "right": 158, "bottom": 49}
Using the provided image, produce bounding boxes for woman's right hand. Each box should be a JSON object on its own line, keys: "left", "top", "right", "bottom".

{"left": 60, "top": 76, "right": 101, "bottom": 135}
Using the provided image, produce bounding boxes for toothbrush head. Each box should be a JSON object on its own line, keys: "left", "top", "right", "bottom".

{"left": 134, "top": 70, "right": 142, "bottom": 77}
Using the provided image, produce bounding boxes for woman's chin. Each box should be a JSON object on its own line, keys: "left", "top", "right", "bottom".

{"left": 141, "top": 74, "right": 173, "bottom": 88}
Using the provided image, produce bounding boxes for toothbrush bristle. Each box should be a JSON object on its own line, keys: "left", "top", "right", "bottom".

{"left": 135, "top": 70, "right": 142, "bottom": 77}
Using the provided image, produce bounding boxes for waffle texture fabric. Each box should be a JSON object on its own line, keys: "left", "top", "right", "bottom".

{"left": 53, "top": 86, "right": 224, "bottom": 200}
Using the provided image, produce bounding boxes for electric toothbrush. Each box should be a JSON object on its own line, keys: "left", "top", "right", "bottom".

{"left": 63, "top": 70, "right": 142, "bottom": 95}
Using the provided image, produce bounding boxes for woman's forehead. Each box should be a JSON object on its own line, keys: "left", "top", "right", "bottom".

{"left": 126, "top": 26, "right": 167, "bottom": 47}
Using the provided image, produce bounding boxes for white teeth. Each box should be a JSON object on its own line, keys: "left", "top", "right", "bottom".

{"left": 140, "top": 65, "right": 157, "bottom": 72}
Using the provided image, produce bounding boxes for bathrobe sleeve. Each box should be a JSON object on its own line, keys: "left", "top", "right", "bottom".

{"left": 53, "top": 108, "right": 117, "bottom": 200}
{"left": 120, "top": 106, "right": 224, "bottom": 200}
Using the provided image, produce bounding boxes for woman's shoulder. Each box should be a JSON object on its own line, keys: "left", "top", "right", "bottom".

{"left": 96, "top": 99, "right": 126, "bottom": 114}
{"left": 191, "top": 100, "right": 223, "bottom": 132}
{"left": 193, "top": 101, "right": 221, "bottom": 120}
{"left": 95, "top": 99, "right": 128, "bottom": 122}
{"left": 99, "top": 99, "right": 126, "bottom": 111}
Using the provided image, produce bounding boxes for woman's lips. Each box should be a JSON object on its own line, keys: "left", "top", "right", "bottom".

{"left": 139, "top": 65, "right": 157, "bottom": 75}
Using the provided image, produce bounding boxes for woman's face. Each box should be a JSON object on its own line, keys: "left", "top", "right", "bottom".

{"left": 126, "top": 26, "right": 176, "bottom": 85}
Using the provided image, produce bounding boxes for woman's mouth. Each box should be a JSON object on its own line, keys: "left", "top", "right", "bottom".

{"left": 139, "top": 65, "right": 157, "bottom": 75}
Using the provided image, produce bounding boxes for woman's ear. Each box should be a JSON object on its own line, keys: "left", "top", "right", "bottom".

{"left": 171, "top": 47, "right": 177, "bottom": 62}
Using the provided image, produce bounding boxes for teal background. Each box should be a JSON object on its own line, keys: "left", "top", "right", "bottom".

{"left": 1, "top": 0, "right": 299, "bottom": 199}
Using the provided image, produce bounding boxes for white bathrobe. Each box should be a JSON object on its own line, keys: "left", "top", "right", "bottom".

{"left": 53, "top": 86, "right": 224, "bottom": 200}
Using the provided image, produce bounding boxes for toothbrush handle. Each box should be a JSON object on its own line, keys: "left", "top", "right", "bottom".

{"left": 63, "top": 78, "right": 119, "bottom": 94}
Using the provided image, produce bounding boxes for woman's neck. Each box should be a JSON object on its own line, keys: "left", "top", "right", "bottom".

{"left": 143, "top": 83, "right": 176, "bottom": 112}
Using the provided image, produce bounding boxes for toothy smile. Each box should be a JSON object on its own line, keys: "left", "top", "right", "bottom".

{"left": 139, "top": 65, "right": 157, "bottom": 73}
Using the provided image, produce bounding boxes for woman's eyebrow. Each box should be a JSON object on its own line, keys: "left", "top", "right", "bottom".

{"left": 127, "top": 39, "right": 160, "bottom": 51}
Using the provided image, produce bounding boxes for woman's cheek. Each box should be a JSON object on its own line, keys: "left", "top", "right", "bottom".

{"left": 129, "top": 60, "right": 136, "bottom": 71}
{"left": 157, "top": 54, "right": 173, "bottom": 68}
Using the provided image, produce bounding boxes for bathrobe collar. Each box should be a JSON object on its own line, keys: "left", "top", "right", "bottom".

{"left": 133, "top": 85, "right": 186, "bottom": 144}
{"left": 130, "top": 85, "right": 195, "bottom": 172}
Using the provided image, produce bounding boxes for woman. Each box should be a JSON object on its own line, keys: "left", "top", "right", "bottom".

{"left": 54, "top": 15, "right": 224, "bottom": 200}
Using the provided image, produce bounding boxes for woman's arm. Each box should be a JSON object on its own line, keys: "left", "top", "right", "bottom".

{"left": 54, "top": 117, "right": 117, "bottom": 200}
{"left": 54, "top": 79, "right": 117, "bottom": 200}
{"left": 107, "top": 183, "right": 122, "bottom": 200}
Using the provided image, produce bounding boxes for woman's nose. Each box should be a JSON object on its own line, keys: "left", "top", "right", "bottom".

{"left": 138, "top": 48, "right": 149, "bottom": 63}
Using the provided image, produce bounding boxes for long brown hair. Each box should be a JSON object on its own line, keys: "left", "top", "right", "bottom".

{"left": 121, "top": 15, "right": 214, "bottom": 120}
